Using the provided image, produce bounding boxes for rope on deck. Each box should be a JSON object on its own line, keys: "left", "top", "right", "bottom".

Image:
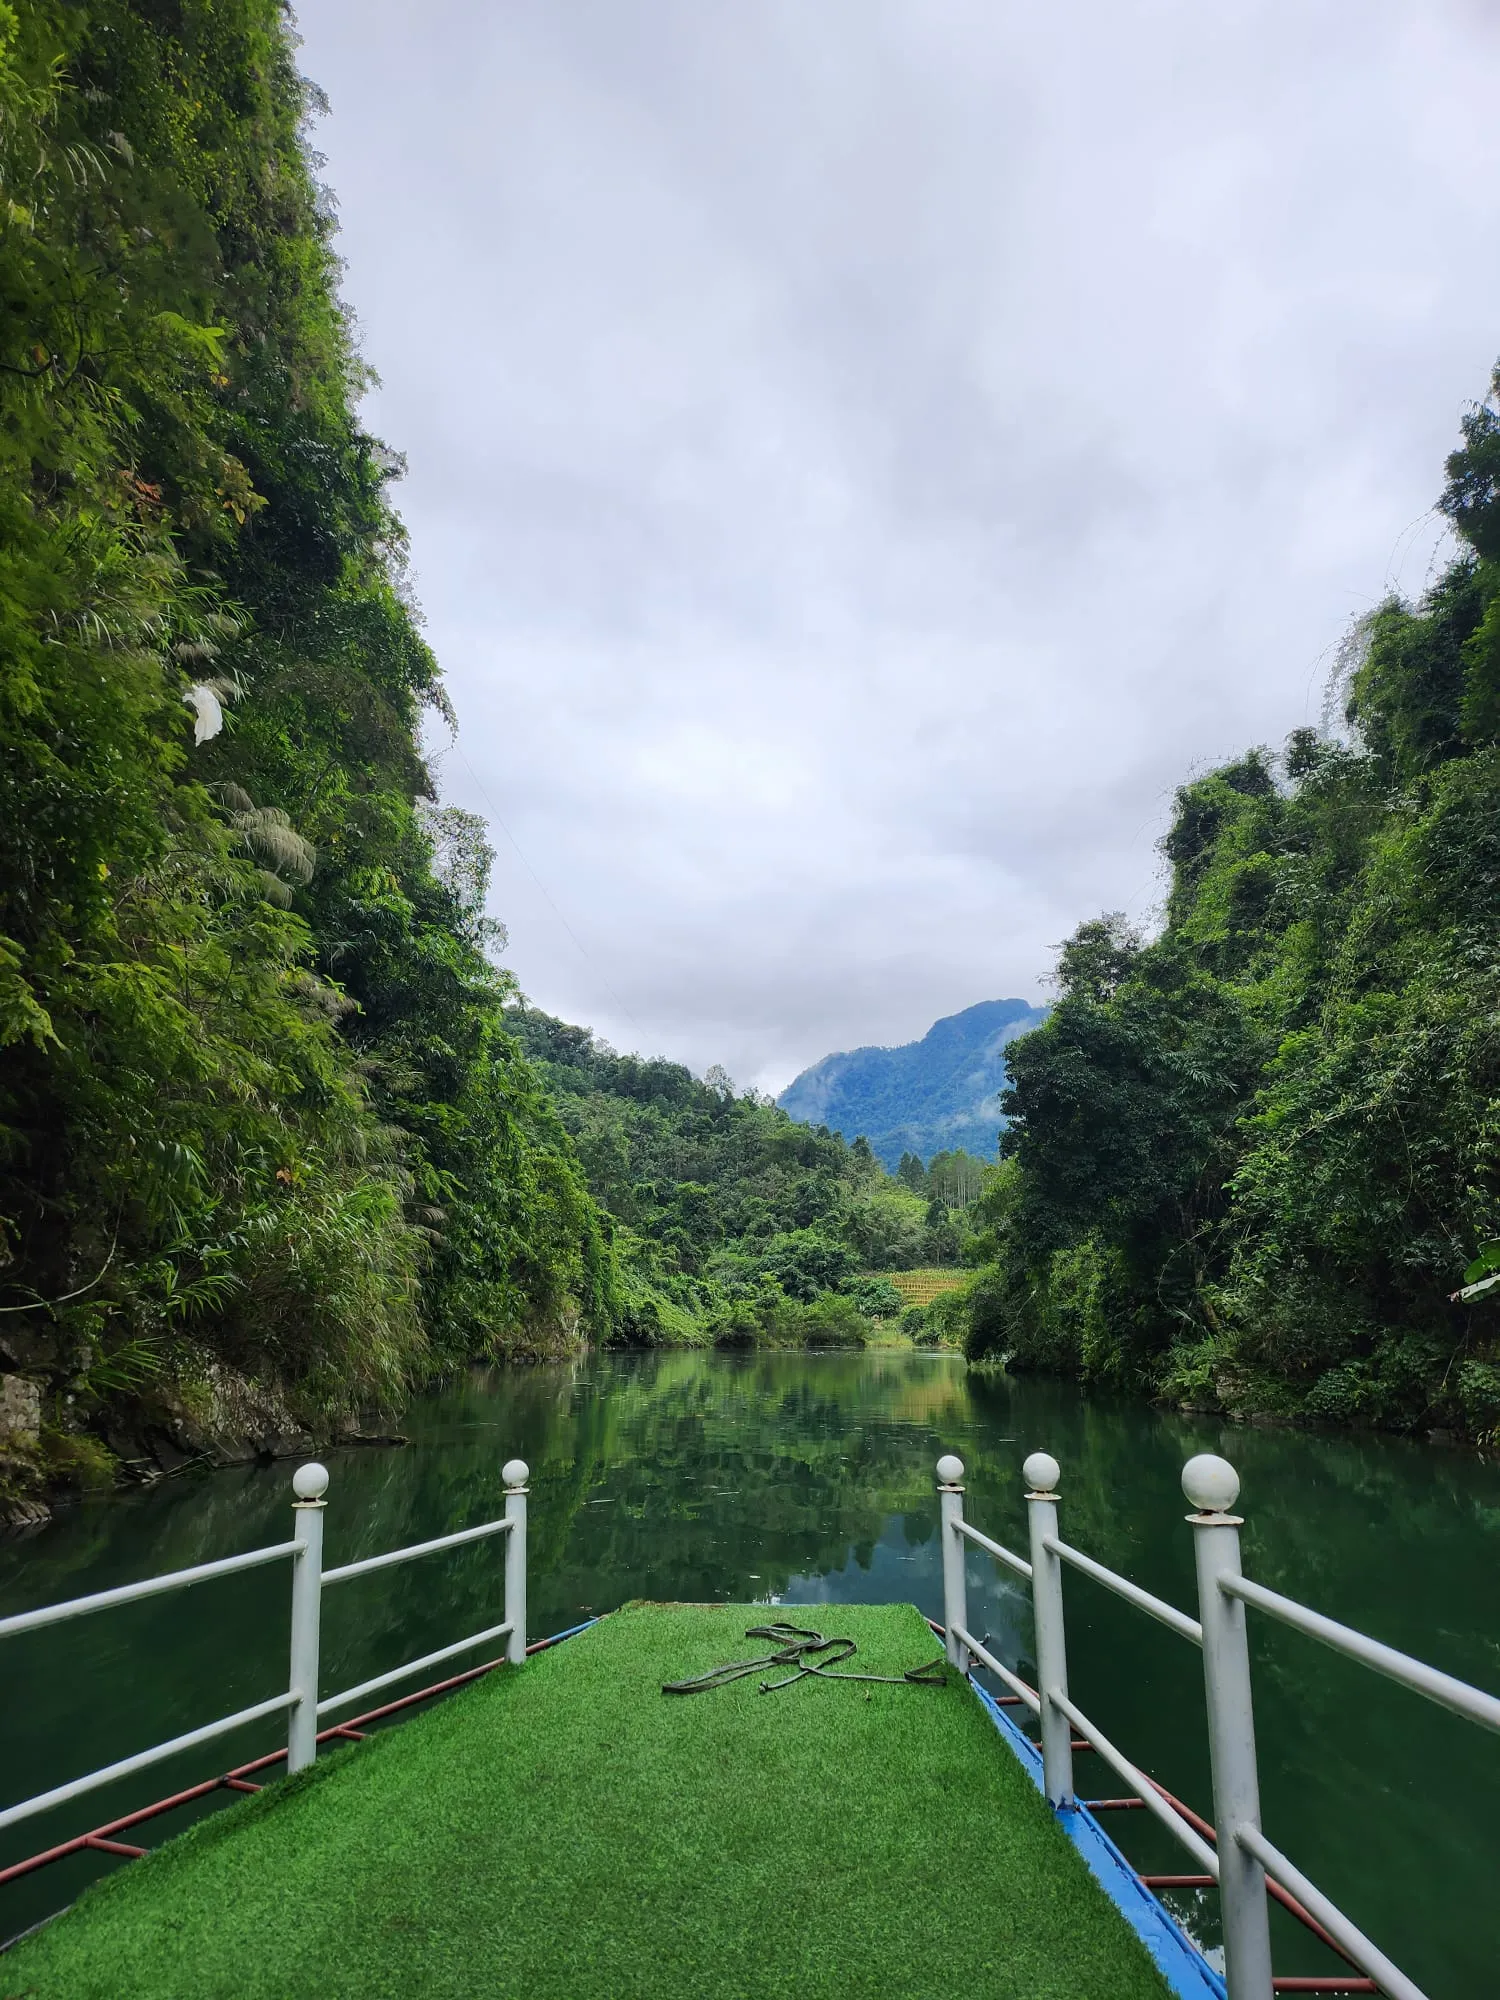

{"left": 661, "top": 1624, "right": 948, "bottom": 1696}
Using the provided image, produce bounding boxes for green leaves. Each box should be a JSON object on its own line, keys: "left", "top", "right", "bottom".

{"left": 0, "top": 934, "right": 59, "bottom": 1050}
{"left": 1460, "top": 1241, "right": 1500, "bottom": 1297}
{"left": 151, "top": 312, "right": 228, "bottom": 371}
{"left": 972, "top": 388, "right": 1500, "bottom": 1434}
{"left": 0, "top": 0, "right": 624, "bottom": 1496}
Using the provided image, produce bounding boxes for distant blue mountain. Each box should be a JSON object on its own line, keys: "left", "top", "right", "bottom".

{"left": 777, "top": 999, "right": 1050, "bottom": 1171}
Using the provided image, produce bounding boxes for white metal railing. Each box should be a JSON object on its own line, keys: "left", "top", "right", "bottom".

{"left": 0, "top": 1541, "right": 300, "bottom": 1641}
{"left": 1045, "top": 1535, "right": 1203, "bottom": 1646}
{"left": 1218, "top": 1572, "right": 1500, "bottom": 1734}
{"left": 953, "top": 1516, "right": 1033, "bottom": 1580}
{"left": 951, "top": 1625, "right": 1041, "bottom": 1712}
{"left": 0, "top": 1454, "right": 531, "bottom": 1834}
{"left": 936, "top": 1446, "right": 1498, "bottom": 2000}
{"left": 1048, "top": 1685, "right": 1221, "bottom": 1881}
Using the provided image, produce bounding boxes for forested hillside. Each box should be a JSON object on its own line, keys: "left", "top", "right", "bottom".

{"left": 9, "top": 1, "right": 1487, "bottom": 1521}
{"left": 509, "top": 1011, "right": 976, "bottom": 1344}
{"left": 966, "top": 375, "right": 1500, "bottom": 1442}
{"left": 778, "top": 998, "right": 1047, "bottom": 1168}
{"left": 0, "top": 0, "right": 614, "bottom": 1511}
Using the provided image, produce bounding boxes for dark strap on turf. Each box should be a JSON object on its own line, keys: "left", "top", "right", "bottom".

{"left": 661, "top": 1624, "right": 947, "bottom": 1696}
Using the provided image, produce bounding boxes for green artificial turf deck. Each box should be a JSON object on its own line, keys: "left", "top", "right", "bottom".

{"left": 3, "top": 1602, "right": 1172, "bottom": 2000}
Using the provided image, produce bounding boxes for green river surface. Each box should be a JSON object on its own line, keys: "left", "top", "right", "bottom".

{"left": 2, "top": 1350, "right": 1498, "bottom": 1994}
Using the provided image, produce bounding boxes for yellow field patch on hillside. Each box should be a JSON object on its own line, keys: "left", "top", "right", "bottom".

{"left": 885, "top": 1268, "right": 970, "bottom": 1306}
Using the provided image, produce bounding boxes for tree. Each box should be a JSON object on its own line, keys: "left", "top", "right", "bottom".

{"left": 1052, "top": 914, "right": 1143, "bottom": 1005}
{"left": 0, "top": 0, "right": 620, "bottom": 1507}
{"left": 962, "top": 374, "right": 1500, "bottom": 1435}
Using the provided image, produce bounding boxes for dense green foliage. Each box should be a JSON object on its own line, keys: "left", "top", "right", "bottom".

{"left": 509, "top": 1011, "right": 975, "bottom": 1346}
{"left": 778, "top": 998, "right": 1046, "bottom": 1168}
{"left": 17, "top": 0, "right": 1490, "bottom": 1502}
{"left": 902, "top": 1147, "right": 990, "bottom": 1207}
{"left": 0, "top": 0, "right": 614, "bottom": 1496}
{"left": 966, "top": 376, "right": 1500, "bottom": 1440}
{"left": 0, "top": 0, "right": 982, "bottom": 1512}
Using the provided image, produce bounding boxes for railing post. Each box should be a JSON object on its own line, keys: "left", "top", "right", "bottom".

{"left": 287, "top": 1461, "right": 328, "bottom": 1774}
{"left": 1184, "top": 1454, "right": 1273, "bottom": 2000}
{"left": 503, "top": 1459, "right": 529, "bottom": 1665}
{"left": 1023, "top": 1451, "right": 1073, "bottom": 1808}
{"left": 936, "top": 1454, "right": 969, "bottom": 1672}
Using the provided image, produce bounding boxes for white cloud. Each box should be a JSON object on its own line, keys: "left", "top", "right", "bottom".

{"left": 296, "top": 0, "right": 1500, "bottom": 1093}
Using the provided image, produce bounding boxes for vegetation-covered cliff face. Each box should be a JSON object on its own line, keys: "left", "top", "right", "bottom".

{"left": 7, "top": 1, "right": 1491, "bottom": 1518}
{"left": 967, "top": 373, "right": 1500, "bottom": 1442}
{"left": 0, "top": 0, "right": 614, "bottom": 1508}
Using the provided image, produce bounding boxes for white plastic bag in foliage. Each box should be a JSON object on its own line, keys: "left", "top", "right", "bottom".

{"left": 182, "top": 683, "right": 224, "bottom": 744}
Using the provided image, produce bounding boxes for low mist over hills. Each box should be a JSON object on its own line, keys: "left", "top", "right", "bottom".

{"left": 777, "top": 1000, "right": 1049, "bottom": 1169}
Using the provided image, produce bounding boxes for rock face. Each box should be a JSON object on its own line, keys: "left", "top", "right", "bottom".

{"left": 1, "top": 1358, "right": 322, "bottom": 1532}
{"left": 0, "top": 1374, "right": 48, "bottom": 1529}
{"left": 0, "top": 1373, "right": 41, "bottom": 1454}
{"left": 778, "top": 998, "right": 1050, "bottom": 1170}
{"left": 100, "top": 1362, "right": 316, "bottom": 1479}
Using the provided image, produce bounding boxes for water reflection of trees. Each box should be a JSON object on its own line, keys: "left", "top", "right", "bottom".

{"left": 5, "top": 1354, "right": 1499, "bottom": 1995}
{"left": 950, "top": 1369, "right": 1500, "bottom": 1996}
{"left": 493, "top": 1351, "right": 979, "bottom": 1619}
{"left": 75, "top": 1353, "right": 983, "bottom": 1707}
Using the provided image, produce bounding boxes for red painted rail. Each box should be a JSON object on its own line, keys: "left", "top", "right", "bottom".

{"left": 0, "top": 1622, "right": 591, "bottom": 1891}
{"left": 928, "top": 1617, "right": 1381, "bottom": 1997}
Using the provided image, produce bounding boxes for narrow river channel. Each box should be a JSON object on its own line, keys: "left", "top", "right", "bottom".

{"left": 2, "top": 1350, "right": 1497, "bottom": 1993}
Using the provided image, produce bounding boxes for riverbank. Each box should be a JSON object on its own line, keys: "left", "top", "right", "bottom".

{"left": 0, "top": 1603, "right": 1171, "bottom": 2000}
{"left": 0, "top": 1356, "right": 418, "bottom": 1532}
{"left": 0, "top": 1305, "right": 966, "bottom": 1528}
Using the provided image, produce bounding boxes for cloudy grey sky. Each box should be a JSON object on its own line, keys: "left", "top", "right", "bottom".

{"left": 295, "top": 0, "right": 1500, "bottom": 1093}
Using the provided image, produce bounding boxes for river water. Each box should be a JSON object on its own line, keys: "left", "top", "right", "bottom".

{"left": 2, "top": 1350, "right": 1497, "bottom": 1992}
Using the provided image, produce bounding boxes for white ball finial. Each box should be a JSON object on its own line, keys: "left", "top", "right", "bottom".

{"left": 292, "top": 1461, "right": 328, "bottom": 1502}
{"left": 935, "top": 1453, "right": 964, "bottom": 1486}
{"left": 502, "top": 1458, "right": 530, "bottom": 1488}
{"left": 1182, "top": 1454, "right": 1240, "bottom": 1514}
{"left": 1023, "top": 1451, "right": 1060, "bottom": 1494}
